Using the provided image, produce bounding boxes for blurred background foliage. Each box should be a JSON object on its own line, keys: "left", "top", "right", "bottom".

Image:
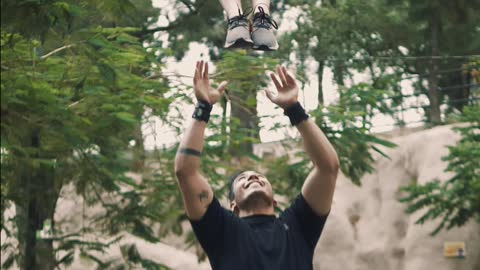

{"left": 1, "top": 0, "right": 479, "bottom": 268}
{"left": 400, "top": 105, "right": 480, "bottom": 236}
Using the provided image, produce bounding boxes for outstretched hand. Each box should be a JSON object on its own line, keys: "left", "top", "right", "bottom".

{"left": 265, "top": 66, "right": 299, "bottom": 109}
{"left": 193, "top": 61, "right": 228, "bottom": 105}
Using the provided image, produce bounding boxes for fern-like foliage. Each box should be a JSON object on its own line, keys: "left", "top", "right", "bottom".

{"left": 399, "top": 105, "right": 480, "bottom": 235}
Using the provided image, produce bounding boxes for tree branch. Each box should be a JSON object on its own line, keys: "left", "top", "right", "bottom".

{"left": 40, "top": 45, "right": 75, "bottom": 60}
{"left": 179, "top": 0, "right": 194, "bottom": 13}
{"left": 133, "top": 0, "right": 206, "bottom": 38}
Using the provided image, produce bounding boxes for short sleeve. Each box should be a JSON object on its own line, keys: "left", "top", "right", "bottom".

{"left": 280, "top": 194, "right": 329, "bottom": 251}
{"left": 189, "top": 197, "right": 234, "bottom": 255}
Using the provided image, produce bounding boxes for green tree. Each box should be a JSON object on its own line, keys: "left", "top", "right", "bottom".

{"left": 265, "top": 82, "right": 397, "bottom": 197}
{"left": 278, "top": 0, "right": 404, "bottom": 103}
{"left": 265, "top": 0, "right": 399, "bottom": 188}
{"left": 1, "top": 0, "right": 173, "bottom": 269}
{"left": 157, "top": 0, "right": 398, "bottom": 185}
{"left": 281, "top": 0, "right": 479, "bottom": 123}
{"left": 384, "top": 0, "right": 480, "bottom": 123}
{"left": 215, "top": 51, "right": 278, "bottom": 154}
{"left": 151, "top": 1, "right": 274, "bottom": 158}
{"left": 400, "top": 105, "right": 480, "bottom": 235}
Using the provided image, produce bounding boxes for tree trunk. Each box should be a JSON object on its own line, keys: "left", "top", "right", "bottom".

{"left": 333, "top": 62, "right": 345, "bottom": 87}
{"left": 229, "top": 92, "right": 259, "bottom": 155}
{"left": 317, "top": 60, "right": 325, "bottom": 106}
{"left": 16, "top": 131, "right": 58, "bottom": 270}
{"left": 427, "top": 16, "right": 442, "bottom": 124}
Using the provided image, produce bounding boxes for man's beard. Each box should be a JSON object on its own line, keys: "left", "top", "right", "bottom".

{"left": 237, "top": 190, "right": 274, "bottom": 213}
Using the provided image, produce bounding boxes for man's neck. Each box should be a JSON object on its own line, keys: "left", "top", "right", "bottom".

{"left": 238, "top": 206, "right": 274, "bottom": 218}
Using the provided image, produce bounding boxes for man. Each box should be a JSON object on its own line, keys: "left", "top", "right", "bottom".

{"left": 175, "top": 60, "right": 339, "bottom": 270}
{"left": 218, "top": 0, "right": 278, "bottom": 50}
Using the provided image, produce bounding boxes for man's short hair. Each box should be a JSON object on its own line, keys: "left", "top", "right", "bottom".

{"left": 228, "top": 170, "right": 246, "bottom": 201}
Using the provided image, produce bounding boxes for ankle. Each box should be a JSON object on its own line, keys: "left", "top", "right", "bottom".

{"left": 227, "top": 10, "right": 242, "bottom": 20}
{"left": 254, "top": 4, "right": 269, "bottom": 15}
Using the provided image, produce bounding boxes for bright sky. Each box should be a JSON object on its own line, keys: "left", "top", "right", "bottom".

{"left": 143, "top": 0, "right": 426, "bottom": 150}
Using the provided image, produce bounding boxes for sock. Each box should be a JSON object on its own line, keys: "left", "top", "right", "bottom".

{"left": 219, "top": 0, "right": 243, "bottom": 19}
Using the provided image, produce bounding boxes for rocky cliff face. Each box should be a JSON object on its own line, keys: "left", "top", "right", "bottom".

{"left": 313, "top": 124, "right": 479, "bottom": 270}
{"left": 2, "top": 125, "right": 479, "bottom": 269}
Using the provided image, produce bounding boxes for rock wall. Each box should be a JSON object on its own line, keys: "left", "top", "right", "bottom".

{"left": 313, "top": 124, "right": 480, "bottom": 270}
{"left": 2, "top": 125, "right": 479, "bottom": 269}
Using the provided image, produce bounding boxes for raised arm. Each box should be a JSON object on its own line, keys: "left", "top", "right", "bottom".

{"left": 266, "top": 66, "right": 339, "bottom": 216}
{"left": 175, "top": 61, "right": 227, "bottom": 221}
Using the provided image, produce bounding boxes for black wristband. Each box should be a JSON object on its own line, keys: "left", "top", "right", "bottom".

{"left": 192, "top": 100, "right": 213, "bottom": 123}
{"left": 284, "top": 102, "right": 309, "bottom": 126}
{"left": 179, "top": 148, "right": 202, "bottom": 157}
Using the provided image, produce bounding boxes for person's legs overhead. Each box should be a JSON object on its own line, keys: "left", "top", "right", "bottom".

{"left": 219, "top": 0, "right": 243, "bottom": 18}
{"left": 251, "top": 0, "right": 278, "bottom": 51}
{"left": 219, "top": 0, "right": 253, "bottom": 49}
{"left": 252, "top": 0, "right": 270, "bottom": 14}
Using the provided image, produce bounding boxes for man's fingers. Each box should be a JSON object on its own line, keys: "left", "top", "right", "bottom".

{"left": 203, "top": 62, "right": 209, "bottom": 80}
{"left": 270, "top": 73, "right": 282, "bottom": 90}
{"left": 281, "top": 66, "right": 296, "bottom": 87}
{"left": 198, "top": 60, "right": 204, "bottom": 79}
{"left": 282, "top": 66, "right": 294, "bottom": 85}
{"left": 217, "top": 81, "right": 228, "bottom": 94}
{"left": 277, "top": 65, "right": 287, "bottom": 86}
{"left": 194, "top": 61, "right": 200, "bottom": 83}
{"left": 285, "top": 69, "right": 296, "bottom": 85}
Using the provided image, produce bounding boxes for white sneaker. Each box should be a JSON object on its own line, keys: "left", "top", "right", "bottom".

{"left": 251, "top": 7, "right": 279, "bottom": 51}
{"left": 224, "top": 9, "right": 254, "bottom": 49}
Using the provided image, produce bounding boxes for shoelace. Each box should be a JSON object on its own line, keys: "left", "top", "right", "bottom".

{"left": 253, "top": 6, "right": 278, "bottom": 30}
{"left": 228, "top": 7, "right": 253, "bottom": 29}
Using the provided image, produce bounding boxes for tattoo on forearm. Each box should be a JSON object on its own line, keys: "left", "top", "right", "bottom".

{"left": 198, "top": 190, "right": 209, "bottom": 208}
{"left": 179, "top": 148, "right": 202, "bottom": 157}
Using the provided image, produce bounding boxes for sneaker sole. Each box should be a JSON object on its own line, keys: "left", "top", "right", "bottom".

{"left": 252, "top": 44, "right": 279, "bottom": 51}
{"left": 225, "top": 38, "right": 254, "bottom": 49}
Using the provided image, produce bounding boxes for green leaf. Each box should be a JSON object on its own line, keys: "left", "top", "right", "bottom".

{"left": 116, "top": 33, "right": 138, "bottom": 44}
{"left": 88, "top": 36, "right": 111, "bottom": 49}
{"left": 114, "top": 112, "right": 136, "bottom": 123}
{"left": 371, "top": 145, "right": 391, "bottom": 160}
{"left": 96, "top": 62, "right": 116, "bottom": 83}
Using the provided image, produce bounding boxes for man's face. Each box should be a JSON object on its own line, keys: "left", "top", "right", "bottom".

{"left": 230, "top": 171, "right": 274, "bottom": 210}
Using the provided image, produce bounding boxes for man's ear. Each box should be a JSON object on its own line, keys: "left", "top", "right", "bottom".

{"left": 273, "top": 199, "right": 278, "bottom": 207}
{"left": 230, "top": 201, "right": 239, "bottom": 216}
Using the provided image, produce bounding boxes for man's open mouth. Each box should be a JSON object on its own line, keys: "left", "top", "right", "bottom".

{"left": 245, "top": 180, "right": 263, "bottom": 188}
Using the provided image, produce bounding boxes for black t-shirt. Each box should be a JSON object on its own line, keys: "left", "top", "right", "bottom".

{"left": 190, "top": 194, "right": 328, "bottom": 270}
